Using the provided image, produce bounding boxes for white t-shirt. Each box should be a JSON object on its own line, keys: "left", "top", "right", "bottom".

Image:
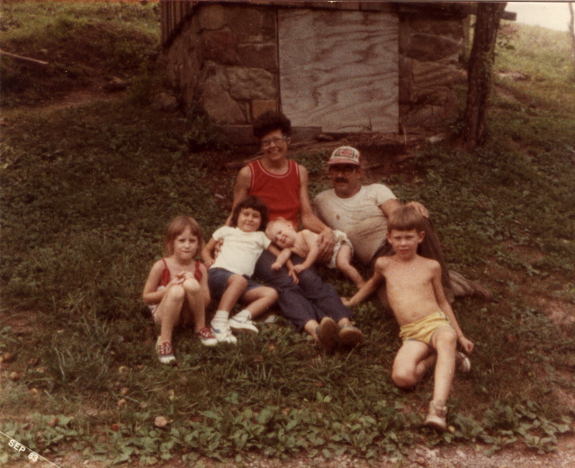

{"left": 210, "top": 226, "right": 271, "bottom": 277}
{"left": 313, "top": 184, "right": 397, "bottom": 265}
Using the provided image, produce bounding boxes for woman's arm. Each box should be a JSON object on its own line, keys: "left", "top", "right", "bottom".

{"left": 298, "top": 165, "right": 335, "bottom": 259}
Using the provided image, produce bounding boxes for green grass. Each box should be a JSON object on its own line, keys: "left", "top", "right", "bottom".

{"left": 0, "top": 0, "right": 161, "bottom": 107}
{"left": 1, "top": 4, "right": 575, "bottom": 465}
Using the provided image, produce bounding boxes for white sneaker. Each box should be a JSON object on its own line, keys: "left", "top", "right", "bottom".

{"left": 456, "top": 351, "right": 471, "bottom": 373}
{"left": 156, "top": 338, "right": 176, "bottom": 365}
{"left": 211, "top": 323, "right": 237, "bottom": 344}
{"left": 424, "top": 401, "right": 447, "bottom": 432}
{"left": 229, "top": 315, "right": 259, "bottom": 335}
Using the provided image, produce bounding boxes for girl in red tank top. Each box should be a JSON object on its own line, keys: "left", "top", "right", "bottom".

{"left": 143, "top": 216, "right": 217, "bottom": 364}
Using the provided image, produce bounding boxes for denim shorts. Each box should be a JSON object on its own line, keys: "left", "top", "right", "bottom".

{"left": 208, "top": 267, "right": 263, "bottom": 300}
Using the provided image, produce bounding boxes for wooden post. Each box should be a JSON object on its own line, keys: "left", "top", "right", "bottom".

{"left": 462, "top": 2, "right": 507, "bottom": 151}
{"left": 0, "top": 49, "right": 48, "bottom": 66}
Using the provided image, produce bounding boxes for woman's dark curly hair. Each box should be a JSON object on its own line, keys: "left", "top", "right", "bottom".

{"left": 252, "top": 111, "right": 292, "bottom": 140}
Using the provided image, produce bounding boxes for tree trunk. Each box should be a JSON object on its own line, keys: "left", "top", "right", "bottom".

{"left": 569, "top": 3, "right": 575, "bottom": 70}
{"left": 462, "top": 2, "right": 507, "bottom": 151}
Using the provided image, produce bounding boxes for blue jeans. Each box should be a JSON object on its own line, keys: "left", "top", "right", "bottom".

{"left": 208, "top": 267, "right": 263, "bottom": 300}
{"left": 254, "top": 250, "right": 351, "bottom": 331}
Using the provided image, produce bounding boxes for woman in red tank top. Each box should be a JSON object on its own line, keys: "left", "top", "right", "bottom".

{"left": 228, "top": 111, "right": 365, "bottom": 351}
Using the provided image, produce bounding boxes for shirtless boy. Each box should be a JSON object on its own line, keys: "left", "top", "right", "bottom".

{"left": 342, "top": 206, "right": 474, "bottom": 431}
{"left": 266, "top": 217, "right": 365, "bottom": 288}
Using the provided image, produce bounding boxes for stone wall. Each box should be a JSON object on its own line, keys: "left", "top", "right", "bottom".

{"left": 164, "top": 3, "right": 278, "bottom": 125}
{"left": 398, "top": 13, "right": 466, "bottom": 134}
{"left": 163, "top": 2, "right": 467, "bottom": 135}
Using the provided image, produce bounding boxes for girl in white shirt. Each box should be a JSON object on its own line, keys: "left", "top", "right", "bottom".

{"left": 202, "top": 196, "right": 280, "bottom": 343}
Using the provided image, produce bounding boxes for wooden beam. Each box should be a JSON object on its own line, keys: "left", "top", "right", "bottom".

{"left": 0, "top": 50, "right": 48, "bottom": 66}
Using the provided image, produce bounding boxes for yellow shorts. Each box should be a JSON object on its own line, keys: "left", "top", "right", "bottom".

{"left": 399, "top": 312, "right": 453, "bottom": 345}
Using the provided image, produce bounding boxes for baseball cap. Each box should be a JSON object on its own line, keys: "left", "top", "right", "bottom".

{"left": 327, "top": 146, "right": 362, "bottom": 166}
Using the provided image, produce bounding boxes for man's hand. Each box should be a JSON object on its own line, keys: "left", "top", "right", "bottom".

{"left": 271, "top": 261, "right": 282, "bottom": 271}
{"left": 340, "top": 297, "right": 352, "bottom": 307}
{"left": 317, "top": 228, "right": 335, "bottom": 263}
{"left": 405, "top": 201, "right": 429, "bottom": 218}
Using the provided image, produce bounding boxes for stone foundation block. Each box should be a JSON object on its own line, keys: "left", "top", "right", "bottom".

{"left": 251, "top": 99, "right": 277, "bottom": 119}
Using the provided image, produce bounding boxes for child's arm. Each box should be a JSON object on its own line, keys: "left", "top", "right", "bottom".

{"left": 143, "top": 261, "right": 165, "bottom": 305}
{"left": 268, "top": 244, "right": 299, "bottom": 284}
{"left": 342, "top": 257, "right": 386, "bottom": 307}
{"left": 342, "top": 271, "right": 383, "bottom": 307}
{"left": 270, "top": 246, "right": 292, "bottom": 271}
{"left": 291, "top": 230, "right": 321, "bottom": 274}
{"left": 142, "top": 260, "right": 184, "bottom": 305}
{"left": 197, "top": 262, "right": 211, "bottom": 306}
{"left": 201, "top": 238, "right": 217, "bottom": 268}
{"left": 432, "top": 266, "right": 474, "bottom": 354}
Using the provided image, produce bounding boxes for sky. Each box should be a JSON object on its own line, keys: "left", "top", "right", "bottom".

{"left": 506, "top": 2, "right": 572, "bottom": 31}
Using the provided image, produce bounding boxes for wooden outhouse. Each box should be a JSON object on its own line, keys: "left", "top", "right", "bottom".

{"left": 160, "top": 1, "right": 510, "bottom": 137}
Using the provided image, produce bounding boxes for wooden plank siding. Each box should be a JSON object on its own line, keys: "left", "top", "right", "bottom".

{"left": 278, "top": 8, "right": 398, "bottom": 133}
{"left": 161, "top": 1, "right": 514, "bottom": 47}
{"left": 160, "top": 0, "right": 398, "bottom": 47}
{"left": 161, "top": 0, "right": 197, "bottom": 46}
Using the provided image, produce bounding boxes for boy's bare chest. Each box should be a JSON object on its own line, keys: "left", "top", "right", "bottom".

{"left": 384, "top": 262, "right": 432, "bottom": 288}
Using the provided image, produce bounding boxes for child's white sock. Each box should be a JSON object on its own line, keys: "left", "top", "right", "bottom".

{"left": 211, "top": 310, "right": 230, "bottom": 327}
{"left": 234, "top": 309, "right": 252, "bottom": 321}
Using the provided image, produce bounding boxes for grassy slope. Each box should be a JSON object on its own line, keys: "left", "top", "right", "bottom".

{"left": 1, "top": 4, "right": 574, "bottom": 465}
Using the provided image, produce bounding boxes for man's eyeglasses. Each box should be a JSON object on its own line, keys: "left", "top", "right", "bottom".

{"left": 329, "top": 165, "right": 358, "bottom": 175}
{"left": 261, "top": 136, "right": 288, "bottom": 147}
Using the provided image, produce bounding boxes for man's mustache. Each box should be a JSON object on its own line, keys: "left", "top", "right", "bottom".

{"left": 335, "top": 177, "right": 348, "bottom": 183}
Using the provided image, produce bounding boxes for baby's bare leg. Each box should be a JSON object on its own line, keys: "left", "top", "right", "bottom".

{"left": 156, "top": 285, "right": 185, "bottom": 343}
{"left": 335, "top": 245, "right": 365, "bottom": 288}
{"left": 429, "top": 326, "right": 458, "bottom": 405}
{"left": 392, "top": 340, "right": 436, "bottom": 389}
{"left": 182, "top": 278, "right": 206, "bottom": 333}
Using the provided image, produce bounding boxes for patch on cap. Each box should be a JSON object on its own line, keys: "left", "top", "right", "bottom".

{"left": 328, "top": 146, "right": 361, "bottom": 166}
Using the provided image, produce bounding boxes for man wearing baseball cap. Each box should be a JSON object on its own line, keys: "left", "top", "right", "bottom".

{"left": 313, "top": 146, "right": 492, "bottom": 305}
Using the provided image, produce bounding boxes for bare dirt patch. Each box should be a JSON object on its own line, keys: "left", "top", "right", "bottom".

{"left": 3, "top": 438, "right": 575, "bottom": 468}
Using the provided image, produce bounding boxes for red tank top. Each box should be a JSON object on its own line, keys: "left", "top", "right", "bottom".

{"left": 248, "top": 159, "right": 301, "bottom": 228}
{"left": 159, "top": 258, "right": 202, "bottom": 287}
